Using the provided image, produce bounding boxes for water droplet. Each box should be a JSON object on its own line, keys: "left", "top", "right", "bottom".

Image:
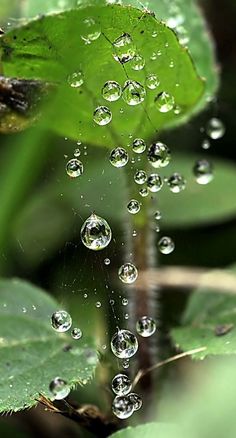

{"left": 152, "top": 30, "right": 158, "bottom": 37}
{"left": 112, "top": 395, "right": 134, "bottom": 419}
{"left": 202, "top": 139, "right": 211, "bottom": 150}
{"left": 174, "top": 105, "right": 182, "bottom": 115}
{"left": 124, "top": 313, "right": 129, "bottom": 320}
{"left": 139, "top": 187, "right": 149, "bottom": 197}
{"left": 132, "top": 138, "right": 146, "bottom": 153}
{"left": 122, "top": 80, "right": 146, "bottom": 106}
{"left": 51, "top": 310, "right": 72, "bottom": 332}
{"left": 167, "top": 173, "right": 186, "bottom": 193}
{"left": 102, "top": 81, "right": 121, "bottom": 102}
{"left": 71, "top": 328, "right": 82, "bottom": 340}
{"left": 111, "top": 329, "right": 138, "bottom": 358}
{"left": 81, "top": 17, "right": 101, "bottom": 44}
{"left": 155, "top": 91, "right": 175, "bottom": 113}
{"left": 111, "top": 373, "right": 132, "bottom": 396}
{"left": 113, "top": 33, "right": 136, "bottom": 64}
{"left": 134, "top": 170, "right": 147, "bottom": 184}
{"left": 146, "top": 74, "right": 160, "bottom": 90}
{"left": 154, "top": 210, "right": 162, "bottom": 220}
{"left": 96, "top": 301, "right": 102, "bottom": 308}
{"left": 158, "top": 236, "right": 175, "bottom": 254}
{"left": 22, "top": 307, "right": 27, "bottom": 313}
{"left": 127, "top": 199, "right": 140, "bottom": 214}
{"left": 193, "top": 159, "right": 213, "bottom": 185}
{"left": 128, "top": 393, "right": 142, "bottom": 411}
{"left": 68, "top": 71, "right": 84, "bottom": 88}
{"left": 136, "top": 316, "right": 156, "bottom": 337}
{"left": 147, "top": 174, "right": 163, "bottom": 192}
{"left": 206, "top": 118, "right": 225, "bottom": 140}
{"left": 155, "top": 225, "right": 160, "bottom": 233}
{"left": 73, "top": 148, "right": 81, "bottom": 157}
{"left": 147, "top": 142, "right": 171, "bottom": 168}
{"left": 118, "top": 263, "right": 138, "bottom": 284}
{"left": 109, "top": 147, "right": 129, "bottom": 168}
{"left": 133, "top": 230, "right": 137, "bottom": 237}
{"left": 150, "top": 52, "right": 157, "bottom": 61}
{"left": 49, "top": 377, "right": 70, "bottom": 400}
{"left": 104, "top": 258, "right": 111, "bottom": 265}
{"left": 122, "top": 298, "right": 128, "bottom": 306}
{"left": 81, "top": 213, "right": 112, "bottom": 250}
{"left": 93, "top": 106, "right": 112, "bottom": 125}
{"left": 66, "top": 159, "right": 83, "bottom": 178}
{"left": 131, "top": 54, "right": 145, "bottom": 70}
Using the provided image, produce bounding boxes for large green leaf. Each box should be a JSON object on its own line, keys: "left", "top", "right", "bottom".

{"left": 0, "top": 278, "right": 98, "bottom": 412}
{"left": 0, "top": 5, "right": 204, "bottom": 145}
{"left": 110, "top": 423, "right": 176, "bottom": 438}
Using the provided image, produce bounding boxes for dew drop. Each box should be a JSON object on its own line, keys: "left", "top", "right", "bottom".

{"left": 93, "top": 106, "right": 112, "bottom": 126}
{"left": 146, "top": 74, "right": 160, "bottom": 90}
{"left": 206, "top": 118, "right": 225, "bottom": 140}
{"left": 96, "top": 301, "right": 102, "bottom": 308}
{"left": 158, "top": 236, "right": 175, "bottom": 255}
{"left": 173, "top": 105, "right": 182, "bottom": 115}
{"left": 128, "top": 393, "right": 143, "bottom": 411}
{"left": 155, "top": 91, "right": 175, "bottom": 113}
{"left": 193, "top": 159, "right": 213, "bottom": 185}
{"left": 127, "top": 199, "right": 140, "bottom": 214}
{"left": 122, "top": 298, "right": 128, "bottom": 306}
{"left": 112, "top": 395, "right": 134, "bottom": 419}
{"left": 147, "top": 174, "right": 163, "bottom": 192}
{"left": 49, "top": 377, "right": 70, "bottom": 400}
{"left": 147, "top": 142, "right": 171, "bottom": 168}
{"left": 68, "top": 71, "right": 84, "bottom": 88}
{"left": 154, "top": 210, "right": 162, "bottom": 220}
{"left": 118, "top": 263, "right": 138, "bottom": 284}
{"left": 81, "top": 17, "right": 101, "bottom": 44}
{"left": 66, "top": 159, "right": 84, "bottom": 178}
{"left": 132, "top": 138, "right": 146, "bottom": 153}
{"left": 202, "top": 139, "right": 211, "bottom": 150}
{"left": 102, "top": 81, "right": 122, "bottom": 102}
{"left": 167, "top": 173, "right": 186, "bottom": 193}
{"left": 80, "top": 213, "right": 112, "bottom": 250}
{"left": 122, "top": 80, "right": 146, "bottom": 106}
{"left": 152, "top": 30, "right": 158, "bottom": 37}
{"left": 111, "top": 373, "right": 132, "bottom": 396}
{"left": 74, "top": 148, "right": 81, "bottom": 157}
{"left": 139, "top": 187, "right": 149, "bottom": 197}
{"left": 109, "top": 147, "right": 129, "bottom": 168}
{"left": 131, "top": 53, "right": 145, "bottom": 70}
{"left": 134, "top": 170, "right": 147, "bottom": 184}
{"left": 51, "top": 310, "right": 72, "bottom": 332}
{"left": 71, "top": 327, "right": 82, "bottom": 340}
{"left": 111, "top": 329, "right": 138, "bottom": 358}
{"left": 113, "top": 33, "right": 136, "bottom": 64}
{"left": 150, "top": 52, "right": 157, "bottom": 61}
{"left": 136, "top": 316, "right": 156, "bottom": 337}
{"left": 104, "top": 258, "right": 111, "bottom": 265}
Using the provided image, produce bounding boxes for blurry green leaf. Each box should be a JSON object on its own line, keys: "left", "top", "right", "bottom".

{"left": 110, "top": 423, "right": 176, "bottom": 438}
{"left": 0, "top": 278, "right": 98, "bottom": 412}
{"left": 0, "top": 5, "right": 204, "bottom": 144}
{"left": 159, "top": 154, "right": 236, "bottom": 227}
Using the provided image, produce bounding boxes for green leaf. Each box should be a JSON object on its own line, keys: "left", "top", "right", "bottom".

{"left": 0, "top": 278, "right": 98, "bottom": 412}
{"left": 110, "top": 423, "right": 176, "bottom": 438}
{"left": 159, "top": 154, "right": 236, "bottom": 227}
{"left": 0, "top": 5, "right": 204, "bottom": 144}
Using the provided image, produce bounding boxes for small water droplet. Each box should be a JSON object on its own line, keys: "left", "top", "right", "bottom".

{"left": 111, "top": 329, "right": 138, "bottom": 358}
{"left": 22, "top": 307, "right": 27, "bottom": 313}
{"left": 132, "top": 138, "right": 146, "bottom": 154}
{"left": 152, "top": 30, "right": 158, "bottom": 38}
{"left": 150, "top": 52, "right": 157, "bottom": 61}
{"left": 81, "top": 17, "right": 101, "bottom": 44}
{"left": 136, "top": 316, "right": 156, "bottom": 337}
{"left": 167, "top": 173, "right": 186, "bottom": 193}
{"left": 147, "top": 174, "right": 163, "bottom": 192}
{"left": 122, "top": 80, "right": 146, "bottom": 106}
{"left": 122, "top": 298, "right": 128, "bottom": 306}
{"left": 206, "top": 118, "right": 225, "bottom": 140}
{"left": 111, "top": 373, "right": 132, "bottom": 396}
{"left": 71, "top": 327, "right": 82, "bottom": 340}
{"left": 155, "top": 92, "right": 175, "bottom": 113}
{"left": 104, "top": 258, "right": 111, "bottom": 265}
{"left": 202, "top": 139, "right": 211, "bottom": 150}
{"left": 154, "top": 210, "right": 162, "bottom": 220}
{"left": 112, "top": 395, "right": 134, "bottom": 419}
{"left": 147, "top": 142, "right": 171, "bottom": 168}
{"left": 174, "top": 105, "right": 181, "bottom": 115}
{"left": 113, "top": 33, "right": 136, "bottom": 64}
{"left": 193, "top": 159, "right": 213, "bottom": 185}
{"left": 93, "top": 106, "right": 112, "bottom": 125}
{"left": 96, "top": 301, "right": 102, "bottom": 308}
{"left": 131, "top": 53, "right": 145, "bottom": 70}
{"left": 51, "top": 310, "right": 72, "bottom": 332}
{"left": 146, "top": 74, "right": 160, "bottom": 90}
{"left": 109, "top": 147, "right": 129, "bottom": 168}
{"left": 127, "top": 199, "right": 141, "bottom": 214}
{"left": 81, "top": 213, "right": 112, "bottom": 250}
{"left": 102, "top": 81, "right": 121, "bottom": 102}
{"left": 139, "top": 187, "right": 149, "bottom": 197}
{"left": 66, "top": 159, "right": 83, "bottom": 178}
{"left": 68, "top": 71, "right": 84, "bottom": 88}
{"left": 134, "top": 170, "right": 147, "bottom": 184}
{"left": 158, "top": 236, "right": 175, "bottom": 254}
{"left": 128, "top": 392, "right": 142, "bottom": 411}
{"left": 118, "top": 263, "right": 138, "bottom": 284}
{"left": 73, "top": 148, "right": 81, "bottom": 157}
{"left": 49, "top": 377, "right": 70, "bottom": 400}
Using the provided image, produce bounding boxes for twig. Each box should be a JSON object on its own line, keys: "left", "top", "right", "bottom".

{"left": 132, "top": 346, "right": 207, "bottom": 388}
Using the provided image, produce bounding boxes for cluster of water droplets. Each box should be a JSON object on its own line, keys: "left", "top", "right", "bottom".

{"left": 111, "top": 373, "right": 142, "bottom": 419}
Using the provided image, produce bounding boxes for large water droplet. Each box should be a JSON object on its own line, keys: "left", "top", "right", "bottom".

{"left": 118, "top": 263, "right": 138, "bottom": 284}
{"left": 113, "top": 33, "right": 136, "bottom": 64}
{"left": 147, "top": 174, "right": 163, "bottom": 192}
{"left": 112, "top": 395, "right": 134, "bottom": 419}
{"left": 111, "top": 373, "right": 132, "bottom": 396}
{"left": 68, "top": 71, "right": 84, "bottom": 88}
{"left": 80, "top": 214, "right": 112, "bottom": 250}
{"left": 122, "top": 80, "right": 146, "bottom": 106}
{"left": 136, "top": 316, "right": 156, "bottom": 337}
{"left": 167, "top": 173, "right": 186, "bottom": 193}
{"left": 193, "top": 159, "right": 213, "bottom": 185}
{"left": 127, "top": 199, "right": 140, "bottom": 214}
{"left": 51, "top": 310, "right": 72, "bottom": 332}
{"left": 93, "top": 106, "right": 112, "bottom": 125}
{"left": 81, "top": 17, "right": 101, "bottom": 44}
{"left": 147, "top": 142, "right": 171, "bottom": 168}
{"left": 128, "top": 393, "right": 142, "bottom": 411}
{"left": 158, "top": 236, "right": 175, "bottom": 254}
{"left": 146, "top": 74, "right": 160, "bottom": 90}
{"left": 111, "top": 329, "right": 138, "bottom": 358}
{"left": 132, "top": 138, "right": 146, "bottom": 153}
{"left": 206, "top": 118, "right": 225, "bottom": 140}
{"left": 131, "top": 53, "right": 145, "bottom": 70}
{"left": 155, "top": 91, "right": 175, "bottom": 113}
{"left": 71, "top": 327, "right": 82, "bottom": 340}
{"left": 66, "top": 158, "right": 84, "bottom": 178}
{"left": 102, "top": 81, "right": 121, "bottom": 102}
{"left": 109, "top": 147, "right": 129, "bottom": 168}
{"left": 49, "top": 377, "right": 70, "bottom": 400}
{"left": 134, "top": 170, "right": 147, "bottom": 185}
